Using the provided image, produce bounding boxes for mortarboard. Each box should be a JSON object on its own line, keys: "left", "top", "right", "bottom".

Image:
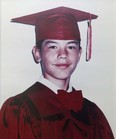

{"left": 11, "top": 6, "right": 98, "bottom": 61}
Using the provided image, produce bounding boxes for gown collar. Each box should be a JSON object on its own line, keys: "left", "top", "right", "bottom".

{"left": 26, "top": 82, "right": 83, "bottom": 117}
{"left": 38, "top": 75, "right": 73, "bottom": 94}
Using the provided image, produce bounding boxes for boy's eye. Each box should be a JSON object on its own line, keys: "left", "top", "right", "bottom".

{"left": 48, "top": 46, "right": 57, "bottom": 49}
{"left": 68, "top": 46, "right": 77, "bottom": 49}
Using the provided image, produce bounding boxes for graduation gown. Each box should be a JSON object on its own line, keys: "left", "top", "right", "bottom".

{"left": 0, "top": 82, "right": 114, "bottom": 139}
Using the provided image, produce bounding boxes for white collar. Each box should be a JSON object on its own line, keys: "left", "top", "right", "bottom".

{"left": 38, "top": 75, "right": 73, "bottom": 94}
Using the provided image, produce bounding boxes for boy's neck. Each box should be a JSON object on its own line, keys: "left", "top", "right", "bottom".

{"left": 43, "top": 74, "right": 70, "bottom": 91}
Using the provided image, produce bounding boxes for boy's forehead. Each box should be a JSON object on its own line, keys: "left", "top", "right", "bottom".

{"left": 42, "top": 39, "right": 79, "bottom": 45}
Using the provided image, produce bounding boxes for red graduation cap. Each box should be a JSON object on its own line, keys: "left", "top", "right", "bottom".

{"left": 11, "top": 6, "right": 98, "bottom": 61}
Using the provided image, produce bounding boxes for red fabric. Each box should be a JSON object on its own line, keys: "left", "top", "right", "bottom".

{"left": 35, "top": 14, "right": 80, "bottom": 41}
{"left": 57, "top": 90, "right": 83, "bottom": 112}
{"left": 11, "top": 7, "right": 98, "bottom": 25}
{"left": 0, "top": 82, "right": 114, "bottom": 139}
{"left": 11, "top": 6, "right": 98, "bottom": 42}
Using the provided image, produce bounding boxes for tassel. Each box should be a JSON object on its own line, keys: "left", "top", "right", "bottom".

{"left": 86, "top": 15, "right": 92, "bottom": 61}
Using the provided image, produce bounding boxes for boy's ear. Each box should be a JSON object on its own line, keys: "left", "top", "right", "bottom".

{"left": 77, "top": 47, "right": 82, "bottom": 63}
{"left": 79, "top": 47, "right": 82, "bottom": 58}
{"left": 32, "top": 46, "right": 41, "bottom": 63}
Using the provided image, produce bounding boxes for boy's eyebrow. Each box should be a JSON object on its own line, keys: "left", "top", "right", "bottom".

{"left": 67, "top": 40, "right": 79, "bottom": 45}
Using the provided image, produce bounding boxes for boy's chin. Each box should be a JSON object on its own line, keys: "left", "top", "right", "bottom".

{"left": 53, "top": 75, "right": 71, "bottom": 80}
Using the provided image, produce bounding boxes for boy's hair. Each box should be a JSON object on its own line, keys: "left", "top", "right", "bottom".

{"left": 36, "top": 40, "right": 45, "bottom": 50}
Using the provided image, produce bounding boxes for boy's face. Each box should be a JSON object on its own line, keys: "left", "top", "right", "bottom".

{"left": 33, "top": 39, "right": 81, "bottom": 81}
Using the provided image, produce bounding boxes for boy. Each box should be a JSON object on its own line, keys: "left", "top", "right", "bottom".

{"left": 0, "top": 6, "right": 114, "bottom": 139}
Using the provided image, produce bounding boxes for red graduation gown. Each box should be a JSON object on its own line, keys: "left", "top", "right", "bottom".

{"left": 0, "top": 82, "right": 114, "bottom": 139}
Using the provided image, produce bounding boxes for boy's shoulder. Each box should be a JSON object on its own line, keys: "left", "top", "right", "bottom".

{"left": 0, "top": 82, "right": 42, "bottom": 111}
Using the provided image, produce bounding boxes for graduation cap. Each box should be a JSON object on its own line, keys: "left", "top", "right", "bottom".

{"left": 11, "top": 6, "right": 98, "bottom": 61}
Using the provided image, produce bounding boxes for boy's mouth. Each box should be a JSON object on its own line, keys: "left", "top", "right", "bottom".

{"left": 54, "top": 63, "right": 70, "bottom": 68}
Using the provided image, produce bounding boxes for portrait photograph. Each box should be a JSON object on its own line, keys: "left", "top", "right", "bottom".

{"left": 0, "top": 0, "right": 116, "bottom": 138}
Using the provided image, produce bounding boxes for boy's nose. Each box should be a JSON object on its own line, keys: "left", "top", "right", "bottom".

{"left": 58, "top": 48, "right": 68, "bottom": 60}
